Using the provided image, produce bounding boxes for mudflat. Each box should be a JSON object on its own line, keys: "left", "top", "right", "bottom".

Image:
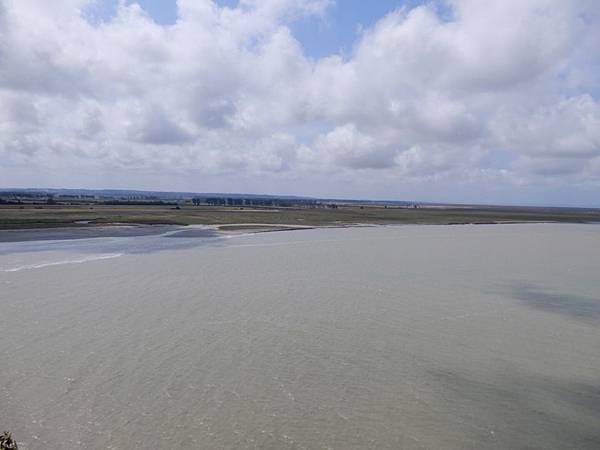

{"left": 0, "top": 225, "right": 182, "bottom": 243}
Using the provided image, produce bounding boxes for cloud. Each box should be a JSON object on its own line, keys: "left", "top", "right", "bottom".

{"left": 128, "top": 107, "right": 193, "bottom": 145}
{"left": 495, "top": 95, "right": 600, "bottom": 159}
{"left": 0, "top": 0, "right": 599, "bottom": 202}
{"left": 305, "top": 123, "right": 398, "bottom": 170}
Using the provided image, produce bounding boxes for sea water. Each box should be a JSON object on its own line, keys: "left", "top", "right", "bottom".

{"left": 1, "top": 224, "right": 599, "bottom": 449}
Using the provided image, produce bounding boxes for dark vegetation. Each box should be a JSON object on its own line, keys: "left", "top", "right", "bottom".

{"left": 0, "top": 432, "right": 18, "bottom": 450}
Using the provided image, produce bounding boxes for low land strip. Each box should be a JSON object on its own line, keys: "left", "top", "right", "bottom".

{"left": 1, "top": 204, "right": 599, "bottom": 230}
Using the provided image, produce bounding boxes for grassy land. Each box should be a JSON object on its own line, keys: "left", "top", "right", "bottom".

{"left": 1, "top": 204, "right": 599, "bottom": 230}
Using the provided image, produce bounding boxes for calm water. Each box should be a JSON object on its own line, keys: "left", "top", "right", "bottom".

{"left": 1, "top": 224, "right": 599, "bottom": 449}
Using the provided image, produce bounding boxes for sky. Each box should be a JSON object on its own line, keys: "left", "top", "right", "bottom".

{"left": 1, "top": 0, "right": 600, "bottom": 206}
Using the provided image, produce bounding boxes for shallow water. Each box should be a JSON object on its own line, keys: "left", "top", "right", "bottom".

{"left": 1, "top": 224, "right": 599, "bottom": 449}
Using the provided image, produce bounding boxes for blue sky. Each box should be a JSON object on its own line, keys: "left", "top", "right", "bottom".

{"left": 86, "top": 0, "right": 425, "bottom": 58}
{"left": 284, "top": 0, "right": 425, "bottom": 58}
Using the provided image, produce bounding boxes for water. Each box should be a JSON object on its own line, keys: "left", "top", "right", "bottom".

{"left": 1, "top": 224, "right": 599, "bottom": 449}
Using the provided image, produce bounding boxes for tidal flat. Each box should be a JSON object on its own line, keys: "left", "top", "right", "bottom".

{"left": 1, "top": 224, "right": 599, "bottom": 449}
{"left": 2, "top": 203, "right": 600, "bottom": 230}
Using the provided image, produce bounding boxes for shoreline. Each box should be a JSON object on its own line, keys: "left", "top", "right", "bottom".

{"left": 0, "top": 223, "right": 319, "bottom": 243}
{"left": 0, "top": 220, "right": 597, "bottom": 244}
{"left": 2, "top": 204, "right": 599, "bottom": 234}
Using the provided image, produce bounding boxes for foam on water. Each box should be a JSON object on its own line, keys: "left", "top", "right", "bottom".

{"left": 1, "top": 253, "right": 123, "bottom": 272}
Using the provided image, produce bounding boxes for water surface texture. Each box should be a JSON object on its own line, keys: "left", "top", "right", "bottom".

{"left": 1, "top": 224, "right": 599, "bottom": 449}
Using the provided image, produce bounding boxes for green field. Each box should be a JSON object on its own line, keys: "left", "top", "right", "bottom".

{"left": 1, "top": 204, "right": 599, "bottom": 230}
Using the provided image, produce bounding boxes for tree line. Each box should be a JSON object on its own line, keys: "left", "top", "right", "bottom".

{"left": 191, "top": 197, "right": 318, "bottom": 208}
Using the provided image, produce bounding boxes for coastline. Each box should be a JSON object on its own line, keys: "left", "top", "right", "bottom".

{"left": 2, "top": 204, "right": 600, "bottom": 234}
{"left": 0, "top": 223, "right": 318, "bottom": 243}
{"left": 0, "top": 220, "right": 597, "bottom": 244}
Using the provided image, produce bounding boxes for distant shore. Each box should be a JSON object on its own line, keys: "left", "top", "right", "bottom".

{"left": 1, "top": 204, "right": 599, "bottom": 239}
{"left": 0, "top": 219, "right": 598, "bottom": 244}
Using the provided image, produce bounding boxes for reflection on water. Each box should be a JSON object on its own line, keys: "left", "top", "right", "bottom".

{"left": 511, "top": 283, "right": 600, "bottom": 324}
{"left": 1, "top": 224, "right": 599, "bottom": 449}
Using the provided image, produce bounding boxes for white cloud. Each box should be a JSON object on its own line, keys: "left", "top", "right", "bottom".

{"left": 0, "top": 0, "right": 599, "bottom": 203}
